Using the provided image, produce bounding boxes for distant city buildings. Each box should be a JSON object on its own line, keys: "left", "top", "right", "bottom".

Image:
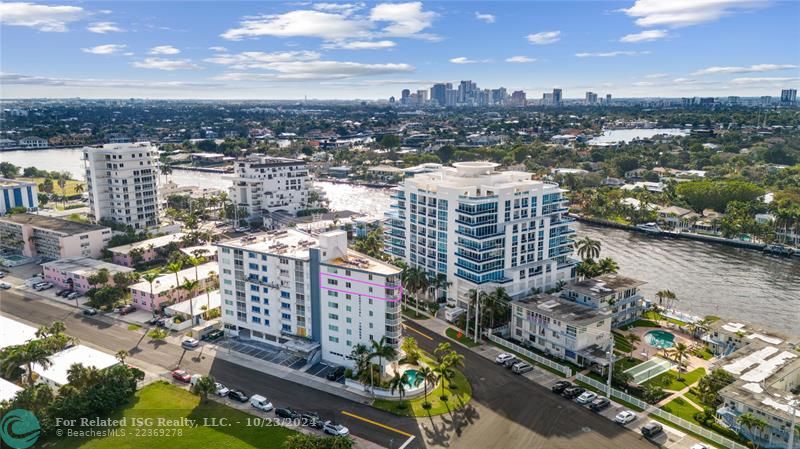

{"left": 226, "top": 155, "right": 309, "bottom": 225}
{"left": 585, "top": 92, "right": 598, "bottom": 105}
{"left": 385, "top": 162, "right": 577, "bottom": 310}
{"left": 780, "top": 88, "right": 797, "bottom": 105}
{"left": 83, "top": 142, "right": 160, "bottom": 230}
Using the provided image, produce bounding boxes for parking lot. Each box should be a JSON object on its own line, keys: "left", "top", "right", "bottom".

{"left": 218, "top": 338, "right": 307, "bottom": 370}
{"left": 306, "top": 362, "right": 346, "bottom": 384}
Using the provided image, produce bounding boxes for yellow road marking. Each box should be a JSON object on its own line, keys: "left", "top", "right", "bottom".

{"left": 402, "top": 323, "right": 433, "bottom": 341}
{"left": 340, "top": 411, "right": 413, "bottom": 438}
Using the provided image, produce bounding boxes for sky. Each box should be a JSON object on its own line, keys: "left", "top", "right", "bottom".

{"left": 1, "top": 0, "right": 799, "bottom": 100}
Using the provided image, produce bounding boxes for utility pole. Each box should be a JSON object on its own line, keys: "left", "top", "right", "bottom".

{"left": 606, "top": 338, "right": 615, "bottom": 398}
{"left": 788, "top": 397, "right": 797, "bottom": 449}
{"left": 474, "top": 291, "right": 481, "bottom": 343}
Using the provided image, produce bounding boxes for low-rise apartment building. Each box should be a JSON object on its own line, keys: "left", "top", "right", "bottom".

{"left": 1, "top": 178, "right": 39, "bottom": 215}
{"left": 128, "top": 262, "right": 218, "bottom": 312}
{"left": 226, "top": 156, "right": 309, "bottom": 223}
{"left": 108, "top": 232, "right": 185, "bottom": 267}
{"left": 0, "top": 213, "right": 111, "bottom": 260}
{"left": 510, "top": 294, "right": 612, "bottom": 369}
{"left": 560, "top": 274, "right": 646, "bottom": 328}
{"left": 42, "top": 257, "right": 134, "bottom": 293}
{"left": 216, "top": 229, "right": 402, "bottom": 368}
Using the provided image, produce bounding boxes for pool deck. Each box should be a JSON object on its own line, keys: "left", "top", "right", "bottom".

{"left": 618, "top": 323, "right": 713, "bottom": 375}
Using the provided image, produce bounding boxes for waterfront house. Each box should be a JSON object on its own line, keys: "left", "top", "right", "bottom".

{"left": 560, "top": 274, "right": 646, "bottom": 328}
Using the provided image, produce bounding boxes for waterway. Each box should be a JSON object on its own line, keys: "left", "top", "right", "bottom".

{"left": 2, "top": 148, "right": 798, "bottom": 332}
{"left": 588, "top": 128, "right": 689, "bottom": 145}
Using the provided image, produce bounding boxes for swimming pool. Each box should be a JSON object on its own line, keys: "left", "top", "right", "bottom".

{"left": 644, "top": 330, "right": 675, "bottom": 349}
{"left": 403, "top": 369, "right": 419, "bottom": 387}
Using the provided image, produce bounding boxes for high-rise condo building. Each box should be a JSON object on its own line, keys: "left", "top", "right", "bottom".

{"left": 385, "top": 162, "right": 577, "bottom": 309}
{"left": 227, "top": 156, "right": 309, "bottom": 224}
{"left": 585, "top": 92, "right": 598, "bottom": 105}
{"left": 83, "top": 142, "right": 160, "bottom": 230}
{"left": 216, "top": 230, "right": 402, "bottom": 367}
{"left": 780, "top": 89, "right": 797, "bottom": 105}
{"left": 553, "top": 88, "right": 563, "bottom": 106}
{"left": 430, "top": 83, "right": 447, "bottom": 107}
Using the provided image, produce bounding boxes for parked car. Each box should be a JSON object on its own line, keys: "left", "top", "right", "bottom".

{"left": 323, "top": 422, "right": 349, "bottom": 436}
{"left": 182, "top": 338, "right": 200, "bottom": 349}
{"left": 248, "top": 394, "right": 271, "bottom": 409}
{"left": 82, "top": 308, "right": 98, "bottom": 316}
{"left": 551, "top": 381, "right": 572, "bottom": 394}
{"left": 0, "top": 271, "right": 5, "bottom": 278}
{"left": 326, "top": 366, "right": 346, "bottom": 381}
{"left": 171, "top": 369, "right": 191, "bottom": 383}
{"left": 589, "top": 397, "right": 611, "bottom": 411}
{"left": 229, "top": 389, "right": 249, "bottom": 403}
{"left": 145, "top": 316, "right": 161, "bottom": 325}
{"left": 202, "top": 329, "right": 224, "bottom": 341}
{"left": 275, "top": 407, "right": 300, "bottom": 419}
{"left": 214, "top": 382, "right": 230, "bottom": 397}
{"left": 641, "top": 421, "right": 663, "bottom": 438}
{"left": 0, "top": 282, "right": 11, "bottom": 290}
{"left": 66, "top": 292, "right": 81, "bottom": 300}
{"left": 234, "top": 226, "right": 251, "bottom": 233}
{"left": 561, "top": 387, "right": 586, "bottom": 399}
{"left": 300, "top": 411, "right": 324, "bottom": 428}
{"left": 495, "top": 353, "right": 515, "bottom": 364}
{"left": 119, "top": 304, "right": 136, "bottom": 315}
{"left": 503, "top": 357, "right": 519, "bottom": 368}
{"left": 56, "top": 288, "right": 70, "bottom": 296}
{"left": 512, "top": 362, "right": 533, "bottom": 374}
{"left": 576, "top": 391, "right": 598, "bottom": 404}
{"left": 689, "top": 444, "right": 709, "bottom": 449}
{"left": 614, "top": 410, "right": 637, "bottom": 425}
{"left": 35, "top": 282, "right": 53, "bottom": 291}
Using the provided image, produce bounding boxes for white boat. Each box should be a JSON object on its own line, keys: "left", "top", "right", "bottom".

{"left": 635, "top": 222, "right": 662, "bottom": 235}
{"left": 763, "top": 244, "right": 794, "bottom": 256}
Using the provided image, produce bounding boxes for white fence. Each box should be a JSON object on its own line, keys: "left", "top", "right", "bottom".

{"left": 487, "top": 334, "right": 573, "bottom": 377}
{"left": 575, "top": 374, "right": 748, "bottom": 449}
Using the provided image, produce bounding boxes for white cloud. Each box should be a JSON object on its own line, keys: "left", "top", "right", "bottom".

{"left": 1, "top": 72, "right": 220, "bottom": 89}
{"left": 81, "top": 44, "right": 126, "bottom": 55}
{"left": 449, "top": 57, "right": 478, "bottom": 64}
{"left": 527, "top": 31, "right": 560, "bottom": 45}
{"left": 221, "top": 2, "right": 437, "bottom": 42}
{"left": 132, "top": 58, "right": 201, "bottom": 71}
{"left": 633, "top": 81, "right": 654, "bottom": 86}
{"left": 149, "top": 45, "right": 181, "bottom": 55}
{"left": 730, "top": 76, "right": 800, "bottom": 85}
{"left": 645, "top": 73, "right": 669, "bottom": 78}
{"left": 692, "top": 64, "right": 798, "bottom": 75}
{"left": 575, "top": 50, "right": 650, "bottom": 58}
{"left": 505, "top": 56, "right": 536, "bottom": 63}
{"left": 621, "top": 0, "right": 768, "bottom": 28}
{"left": 475, "top": 12, "right": 495, "bottom": 24}
{"left": 322, "top": 40, "right": 396, "bottom": 50}
{"left": 87, "top": 21, "right": 123, "bottom": 34}
{"left": 313, "top": 2, "right": 364, "bottom": 15}
{"left": 0, "top": 2, "right": 85, "bottom": 32}
{"left": 205, "top": 51, "right": 321, "bottom": 69}
{"left": 209, "top": 46, "right": 228, "bottom": 52}
{"left": 620, "top": 29, "right": 667, "bottom": 43}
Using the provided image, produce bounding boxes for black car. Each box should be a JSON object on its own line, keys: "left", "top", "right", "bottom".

{"left": 56, "top": 289, "right": 70, "bottom": 297}
{"left": 202, "top": 329, "right": 224, "bottom": 341}
{"left": 503, "top": 357, "right": 519, "bottom": 368}
{"left": 300, "top": 411, "right": 324, "bottom": 428}
{"left": 145, "top": 316, "right": 161, "bottom": 325}
{"left": 228, "top": 389, "right": 248, "bottom": 403}
{"left": 551, "top": 381, "right": 572, "bottom": 394}
{"left": 82, "top": 308, "right": 98, "bottom": 316}
{"left": 589, "top": 397, "right": 611, "bottom": 411}
{"left": 561, "top": 386, "right": 586, "bottom": 399}
{"left": 326, "top": 366, "right": 346, "bottom": 381}
{"left": 275, "top": 407, "right": 300, "bottom": 419}
{"left": 641, "top": 421, "right": 663, "bottom": 438}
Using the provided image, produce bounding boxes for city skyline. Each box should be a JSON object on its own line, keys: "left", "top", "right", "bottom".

{"left": 1, "top": 1, "right": 799, "bottom": 99}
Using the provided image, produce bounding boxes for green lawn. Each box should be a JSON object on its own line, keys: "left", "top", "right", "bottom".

{"left": 373, "top": 362, "right": 472, "bottom": 417}
{"left": 127, "top": 324, "right": 142, "bottom": 331}
{"left": 612, "top": 332, "right": 633, "bottom": 353}
{"left": 661, "top": 396, "right": 699, "bottom": 420}
{"left": 642, "top": 310, "right": 687, "bottom": 326}
{"left": 620, "top": 319, "right": 661, "bottom": 330}
{"left": 21, "top": 177, "right": 86, "bottom": 196}
{"left": 445, "top": 327, "right": 479, "bottom": 347}
{"left": 46, "top": 381, "right": 297, "bottom": 449}
{"left": 652, "top": 394, "right": 745, "bottom": 447}
{"left": 646, "top": 367, "right": 706, "bottom": 391}
{"left": 691, "top": 346, "right": 715, "bottom": 361}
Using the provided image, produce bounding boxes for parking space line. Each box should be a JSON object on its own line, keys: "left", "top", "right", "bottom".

{"left": 340, "top": 411, "right": 413, "bottom": 438}
{"left": 402, "top": 323, "right": 433, "bottom": 340}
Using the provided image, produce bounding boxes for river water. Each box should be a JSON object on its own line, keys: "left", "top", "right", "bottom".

{"left": 3, "top": 148, "right": 798, "bottom": 332}
{"left": 588, "top": 128, "right": 689, "bottom": 145}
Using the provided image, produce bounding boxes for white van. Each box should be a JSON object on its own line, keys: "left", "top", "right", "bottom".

{"left": 249, "top": 394, "right": 273, "bottom": 412}
{"left": 444, "top": 307, "right": 466, "bottom": 323}
{"left": 189, "top": 374, "right": 202, "bottom": 386}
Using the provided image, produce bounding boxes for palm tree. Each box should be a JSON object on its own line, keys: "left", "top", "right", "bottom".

{"left": 434, "top": 360, "right": 455, "bottom": 400}
{"left": 166, "top": 261, "right": 183, "bottom": 287}
{"left": 736, "top": 412, "right": 767, "bottom": 449}
{"left": 180, "top": 278, "right": 200, "bottom": 325}
{"left": 66, "top": 363, "right": 101, "bottom": 389}
{"left": 368, "top": 337, "right": 397, "bottom": 374}
{"left": 142, "top": 272, "right": 160, "bottom": 313}
{"left": 160, "top": 163, "right": 173, "bottom": 183}
{"left": 465, "top": 289, "right": 485, "bottom": 342}
{"left": 388, "top": 371, "right": 409, "bottom": 404}
{"left": 191, "top": 375, "right": 217, "bottom": 403}
{"left": 625, "top": 334, "right": 641, "bottom": 360}
{"left": 669, "top": 342, "right": 690, "bottom": 381}
{"left": 204, "top": 271, "right": 216, "bottom": 319}
{"left": 74, "top": 183, "right": 84, "bottom": 195}
{"left": 574, "top": 236, "right": 601, "bottom": 260}
{"left": 19, "top": 341, "right": 54, "bottom": 385}
{"left": 483, "top": 287, "right": 511, "bottom": 331}
{"left": 187, "top": 255, "right": 205, "bottom": 281}
{"left": 350, "top": 343, "right": 370, "bottom": 375}
{"left": 433, "top": 342, "right": 452, "bottom": 363}
{"left": 417, "top": 366, "right": 438, "bottom": 408}
{"left": 116, "top": 350, "right": 128, "bottom": 364}
{"left": 597, "top": 257, "right": 619, "bottom": 275}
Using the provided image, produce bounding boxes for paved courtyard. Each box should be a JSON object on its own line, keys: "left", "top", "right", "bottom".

{"left": 217, "top": 338, "right": 307, "bottom": 369}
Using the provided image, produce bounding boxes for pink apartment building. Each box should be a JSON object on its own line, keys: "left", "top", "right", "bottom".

{"left": 42, "top": 257, "right": 134, "bottom": 293}
{"left": 128, "top": 262, "right": 218, "bottom": 312}
{"left": 108, "top": 232, "right": 185, "bottom": 267}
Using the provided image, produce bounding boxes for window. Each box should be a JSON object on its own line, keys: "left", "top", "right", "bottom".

{"left": 328, "top": 336, "right": 339, "bottom": 343}
{"left": 250, "top": 285, "right": 259, "bottom": 291}
{"left": 328, "top": 324, "right": 339, "bottom": 332}
{"left": 280, "top": 291, "right": 291, "bottom": 299}
{"left": 251, "top": 306, "right": 261, "bottom": 313}
{"left": 282, "top": 324, "right": 291, "bottom": 332}
{"left": 329, "top": 313, "right": 339, "bottom": 320}
{"left": 281, "top": 313, "right": 291, "bottom": 320}
{"left": 281, "top": 302, "right": 290, "bottom": 309}
{"left": 251, "top": 316, "right": 261, "bottom": 324}
{"left": 249, "top": 252, "right": 257, "bottom": 259}
{"left": 249, "top": 263, "right": 258, "bottom": 270}
{"left": 250, "top": 295, "right": 260, "bottom": 302}
{"left": 328, "top": 301, "right": 339, "bottom": 309}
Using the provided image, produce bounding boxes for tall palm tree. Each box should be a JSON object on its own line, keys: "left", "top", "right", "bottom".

{"left": 204, "top": 270, "right": 216, "bottom": 319}
{"left": 597, "top": 257, "right": 619, "bottom": 275}
{"left": 74, "top": 183, "right": 85, "bottom": 195}
{"left": 388, "top": 371, "right": 409, "bottom": 403}
{"left": 116, "top": 350, "right": 128, "bottom": 364}
{"left": 187, "top": 255, "right": 205, "bottom": 281}
{"left": 19, "top": 341, "right": 54, "bottom": 385}
{"left": 368, "top": 336, "right": 397, "bottom": 373}
{"left": 191, "top": 375, "right": 217, "bottom": 404}
{"left": 142, "top": 272, "right": 160, "bottom": 313}
{"left": 669, "top": 342, "right": 690, "bottom": 381}
{"left": 417, "top": 366, "right": 438, "bottom": 408}
{"left": 736, "top": 412, "right": 767, "bottom": 449}
{"left": 434, "top": 360, "right": 455, "bottom": 400}
{"left": 66, "top": 363, "right": 101, "bottom": 389}
{"left": 180, "top": 278, "right": 200, "bottom": 325}
{"left": 350, "top": 343, "right": 370, "bottom": 375}
{"left": 625, "top": 334, "right": 641, "bottom": 360}
{"left": 465, "top": 289, "right": 485, "bottom": 342}
{"left": 433, "top": 342, "right": 452, "bottom": 363}
{"left": 574, "top": 236, "right": 601, "bottom": 260}
{"left": 483, "top": 287, "right": 511, "bottom": 331}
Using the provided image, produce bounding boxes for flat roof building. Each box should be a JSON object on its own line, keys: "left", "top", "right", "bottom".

{"left": 0, "top": 315, "right": 38, "bottom": 350}
{"left": 560, "top": 274, "right": 646, "bottom": 328}
{"left": 29, "top": 345, "right": 119, "bottom": 387}
{"left": 42, "top": 257, "right": 133, "bottom": 293}
{"left": 0, "top": 213, "right": 111, "bottom": 260}
{"left": 1, "top": 178, "right": 39, "bottom": 215}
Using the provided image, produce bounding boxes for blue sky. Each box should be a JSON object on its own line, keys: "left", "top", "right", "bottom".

{"left": 1, "top": 1, "right": 799, "bottom": 99}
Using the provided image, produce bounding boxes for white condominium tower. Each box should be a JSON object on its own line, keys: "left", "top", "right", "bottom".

{"left": 385, "top": 162, "right": 577, "bottom": 308}
{"left": 83, "top": 142, "right": 160, "bottom": 230}
{"left": 227, "top": 156, "right": 309, "bottom": 223}
{"left": 216, "top": 229, "right": 402, "bottom": 367}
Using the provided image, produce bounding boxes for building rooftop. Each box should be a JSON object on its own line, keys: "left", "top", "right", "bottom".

{"left": 514, "top": 294, "right": 612, "bottom": 325}
{"left": 83, "top": 142, "right": 154, "bottom": 153}
{"left": 165, "top": 291, "right": 221, "bottom": 317}
{"left": 709, "top": 321, "right": 789, "bottom": 345}
{"left": 717, "top": 340, "right": 800, "bottom": 421}
{"left": 0, "top": 178, "right": 36, "bottom": 187}
{"left": 0, "top": 315, "right": 38, "bottom": 350}
{"left": 129, "top": 262, "right": 218, "bottom": 295}
{"left": 405, "top": 162, "right": 564, "bottom": 195}
{"left": 42, "top": 257, "right": 133, "bottom": 276}
{"left": 326, "top": 249, "right": 402, "bottom": 276}
{"left": 565, "top": 274, "right": 646, "bottom": 299}
{"left": 237, "top": 155, "right": 306, "bottom": 168}
{"left": 31, "top": 345, "right": 119, "bottom": 386}
{"left": 108, "top": 232, "right": 185, "bottom": 255}
{"left": 0, "top": 213, "right": 108, "bottom": 235}
{"left": 0, "top": 378, "right": 23, "bottom": 403}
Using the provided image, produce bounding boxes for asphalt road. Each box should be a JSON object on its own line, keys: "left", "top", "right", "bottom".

{"left": 0, "top": 289, "right": 420, "bottom": 449}
{"left": 402, "top": 320, "right": 656, "bottom": 449}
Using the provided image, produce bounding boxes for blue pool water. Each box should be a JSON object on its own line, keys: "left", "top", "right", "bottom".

{"left": 404, "top": 369, "right": 419, "bottom": 387}
{"left": 644, "top": 330, "right": 676, "bottom": 349}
